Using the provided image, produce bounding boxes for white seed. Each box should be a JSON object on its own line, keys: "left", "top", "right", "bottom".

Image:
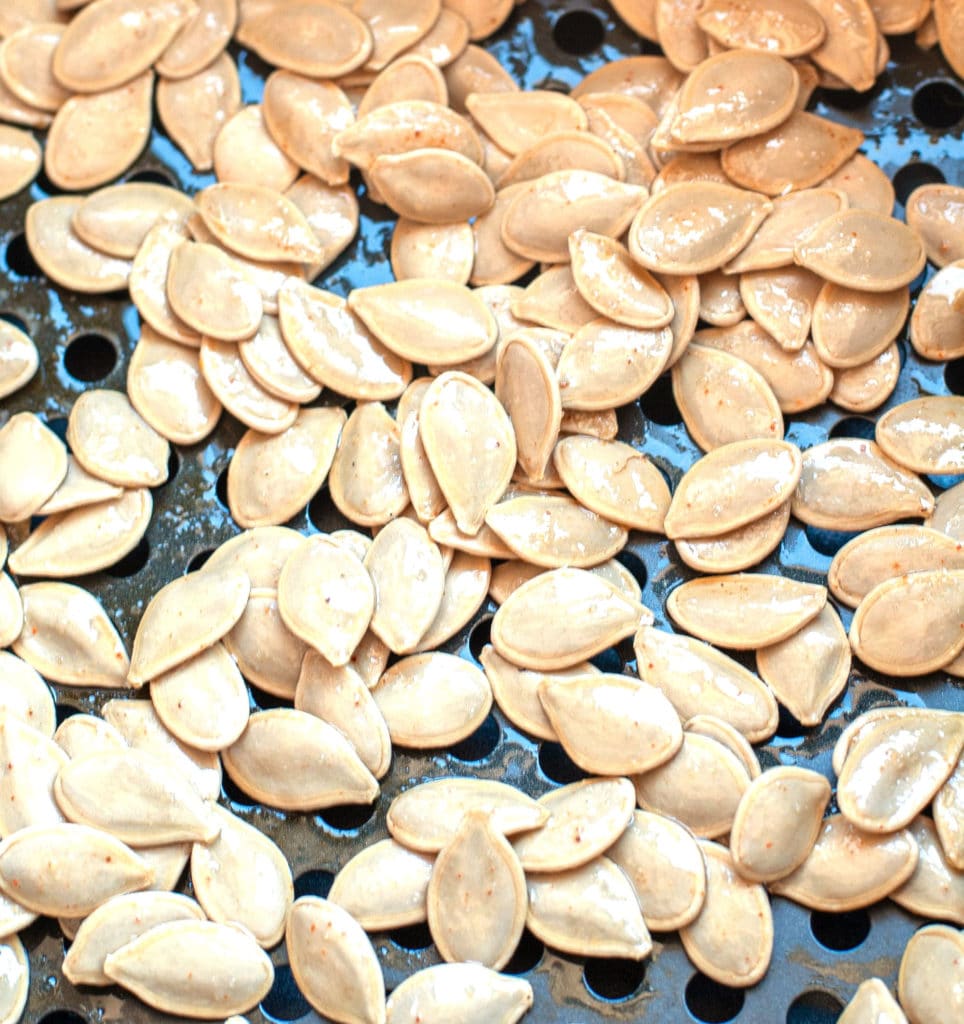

{"left": 0, "top": 716, "right": 67, "bottom": 837}
{"left": 385, "top": 963, "right": 532, "bottom": 1024}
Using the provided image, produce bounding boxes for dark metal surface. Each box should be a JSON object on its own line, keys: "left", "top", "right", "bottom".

{"left": 0, "top": 2, "right": 962, "bottom": 1022}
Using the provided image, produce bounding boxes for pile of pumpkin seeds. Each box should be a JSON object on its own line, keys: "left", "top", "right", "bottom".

{"left": 0, "top": 0, "right": 962, "bottom": 1022}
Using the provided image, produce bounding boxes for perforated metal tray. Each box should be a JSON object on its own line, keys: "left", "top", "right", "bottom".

{"left": 0, "top": 3, "right": 962, "bottom": 1023}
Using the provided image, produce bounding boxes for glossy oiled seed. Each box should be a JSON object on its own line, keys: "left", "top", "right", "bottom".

{"left": 910, "top": 260, "right": 964, "bottom": 361}
{"left": 222, "top": 708, "right": 378, "bottom": 811}
{"left": 634, "top": 626, "right": 779, "bottom": 743}
{"left": 672, "top": 343, "right": 784, "bottom": 451}
{"left": 875, "top": 396, "right": 964, "bottom": 475}
{"left": 491, "top": 567, "right": 648, "bottom": 670}
{"left": 427, "top": 810, "right": 526, "bottom": 971}
{"left": 103, "top": 919, "right": 274, "bottom": 1020}
{"left": 191, "top": 804, "right": 293, "bottom": 948}
{"left": 8, "top": 488, "right": 152, "bottom": 579}
{"left": 905, "top": 183, "right": 964, "bottom": 268}
{"left": 128, "top": 565, "right": 249, "bottom": 684}
{"left": 277, "top": 534, "right": 374, "bottom": 666}
{"left": 695, "top": 0, "right": 827, "bottom": 56}
{"left": 386, "top": 777, "right": 548, "bottom": 854}
{"left": 526, "top": 856, "right": 651, "bottom": 960}
{"left": 674, "top": 501, "right": 791, "bottom": 575}
{"left": 812, "top": 283, "right": 910, "bottom": 369}
{"left": 392, "top": 219, "right": 474, "bottom": 284}
{"left": 385, "top": 963, "right": 532, "bottom": 1024}
{"left": 755, "top": 604, "right": 851, "bottom": 726}
{"left": 286, "top": 896, "right": 385, "bottom": 1024}
{"left": 898, "top": 924, "right": 964, "bottom": 1024}
{"left": 791, "top": 438, "right": 934, "bottom": 530}
{"left": 0, "top": 411, "right": 67, "bottom": 523}
{"left": 0, "top": 21, "right": 68, "bottom": 113}
{"left": 0, "top": 124, "right": 40, "bottom": 202}
{"left": 238, "top": 313, "right": 322, "bottom": 403}
{"left": 539, "top": 673, "right": 682, "bottom": 776}
{"left": 466, "top": 90, "right": 587, "bottom": 156}
{"left": 13, "top": 582, "right": 130, "bottom": 689}
{"left": 667, "top": 573, "right": 826, "bottom": 650}
{"left": 771, "top": 815, "right": 919, "bottom": 912}
{"left": 739, "top": 267, "right": 822, "bottom": 352}
{"left": 891, "top": 816, "right": 964, "bottom": 925}
{"left": 679, "top": 841, "right": 773, "bottom": 988}
{"left": 129, "top": 214, "right": 201, "bottom": 346}
{"left": 371, "top": 148, "right": 494, "bottom": 224}
{"left": 0, "top": 823, "right": 151, "bottom": 917}
{"left": 512, "top": 776, "right": 636, "bottom": 873}
{"left": 154, "top": 0, "right": 235, "bottom": 79}
{"left": 0, "top": 319, "right": 38, "bottom": 400}
{"left": 72, "top": 183, "right": 194, "bottom": 260}
{"left": 730, "top": 766, "right": 831, "bottom": 883}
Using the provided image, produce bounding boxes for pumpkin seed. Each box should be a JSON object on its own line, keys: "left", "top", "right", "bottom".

{"left": 526, "top": 856, "right": 651, "bottom": 959}
{"left": 202, "top": 525, "right": 302, "bottom": 589}
{"left": 571, "top": 54, "right": 683, "bottom": 116}
{"left": 721, "top": 110, "right": 863, "bottom": 194}
{"left": 154, "top": 0, "right": 235, "bottom": 78}
{"left": 675, "top": 500, "right": 790, "bottom": 574}
{"left": 213, "top": 102, "right": 299, "bottom": 190}
{"left": 739, "top": 267, "right": 823, "bottom": 352}
{"left": 285, "top": 896, "right": 385, "bottom": 1024}
{"left": 0, "top": 73, "right": 52, "bottom": 129}
{"left": 672, "top": 343, "right": 784, "bottom": 451}
{"left": 890, "top": 815, "right": 964, "bottom": 925}
{"left": 837, "top": 977, "right": 908, "bottom": 1024}
{"left": 385, "top": 962, "right": 532, "bottom": 1024}
{"left": 812, "top": 282, "right": 910, "bottom": 369}
{"left": 444, "top": 39, "right": 517, "bottom": 113}
{"left": 55, "top": 747, "right": 219, "bottom": 846}
{"left": 634, "top": 625, "right": 779, "bottom": 742}
{"left": 634, "top": 730, "right": 751, "bottom": 837}
{"left": 905, "top": 182, "right": 964, "bottom": 268}
{"left": 875, "top": 396, "right": 964, "bottom": 475}
{"left": 44, "top": 70, "right": 153, "bottom": 190}
{"left": 0, "top": 320, "right": 38, "bottom": 401}
{"left": 413, "top": 551, "right": 490, "bottom": 652}
{"left": 0, "top": 894, "right": 34, "bottom": 944}
{"left": 329, "top": 837, "right": 434, "bottom": 930}
{"left": 899, "top": 923, "right": 964, "bottom": 1024}
{"left": 698, "top": 269, "right": 745, "bottom": 327}
{"left": 511, "top": 776, "right": 635, "bottom": 873}
{"left": 0, "top": 822, "right": 152, "bottom": 917}
{"left": 191, "top": 804, "right": 293, "bottom": 948}
{"left": 129, "top": 214, "right": 202, "bottom": 345}
{"left": 556, "top": 319, "right": 672, "bottom": 411}
{"left": 492, "top": 567, "right": 648, "bottom": 671}
{"left": 372, "top": 651, "right": 491, "bottom": 748}
{"left": 358, "top": 53, "right": 448, "bottom": 117}
{"left": 8, "top": 488, "right": 151, "bottom": 579}
{"left": 830, "top": 343, "right": 901, "bottom": 413}
{"left": 25, "top": 196, "right": 132, "bottom": 294}
{"left": 538, "top": 672, "right": 681, "bottom": 776}
{"left": 35, "top": 455, "right": 122, "bottom": 516}
{"left": 511, "top": 264, "right": 597, "bottom": 332}
{"left": 295, "top": 650, "right": 391, "bottom": 779}
{"left": 0, "top": 22, "right": 68, "bottom": 113}
{"left": 13, "top": 582, "right": 130, "bottom": 689}
{"left": 667, "top": 573, "right": 826, "bottom": 649}
{"left": 71, "top": 183, "right": 193, "bottom": 260}
{"left": 149, "top": 642, "right": 249, "bottom": 752}
{"left": 371, "top": 147, "right": 494, "bottom": 224}
{"left": 64, "top": 891, "right": 205, "bottom": 988}
{"left": 128, "top": 565, "right": 249, "bottom": 685}
{"left": 155, "top": 51, "right": 241, "bottom": 172}
{"left": 771, "top": 815, "right": 919, "bottom": 911}
{"left": 127, "top": 326, "right": 221, "bottom": 445}
{"left": 0, "top": 651, "right": 54, "bottom": 737}
{"left": 730, "top": 766, "right": 831, "bottom": 883}
{"left": 679, "top": 841, "right": 773, "bottom": 988}
{"left": 392, "top": 219, "right": 474, "bottom": 284}
{"left": 0, "top": 716, "right": 67, "bottom": 836}
{"left": 755, "top": 604, "right": 850, "bottom": 726}
{"left": 222, "top": 708, "right": 378, "bottom": 810}
{"left": 0, "top": 412, "right": 67, "bottom": 522}
{"left": 427, "top": 810, "right": 526, "bottom": 970}
{"left": 502, "top": 169, "right": 645, "bottom": 264}
{"left": 725, "top": 188, "right": 848, "bottom": 275}
{"left": 497, "top": 130, "right": 623, "bottom": 189}
{"left": 102, "top": 697, "right": 221, "bottom": 802}
{"left": 466, "top": 90, "right": 587, "bottom": 156}
{"left": 0, "top": 936, "right": 27, "bottom": 1024}
{"left": 0, "top": 123, "right": 40, "bottom": 202}
{"left": 584, "top": 105, "right": 655, "bottom": 188}
{"left": 103, "top": 918, "right": 274, "bottom": 1018}
{"left": 829, "top": 525, "right": 964, "bottom": 608}
{"left": 792, "top": 438, "right": 934, "bottom": 530}
{"left": 53, "top": 712, "right": 126, "bottom": 759}
{"left": 200, "top": 337, "right": 299, "bottom": 433}
{"left": 285, "top": 175, "right": 359, "bottom": 278}
{"left": 387, "top": 777, "right": 547, "bottom": 853}
{"left": 934, "top": 753, "right": 963, "bottom": 870}
{"left": 910, "top": 260, "right": 964, "bottom": 361}
{"left": 695, "top": 0, "right": 826, "bottom": 56}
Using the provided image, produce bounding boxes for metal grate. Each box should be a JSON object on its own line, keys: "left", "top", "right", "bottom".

{"left": 0, "top": 2, "right": 962, "bottom": 1022}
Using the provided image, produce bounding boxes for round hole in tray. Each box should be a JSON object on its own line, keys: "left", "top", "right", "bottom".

{"left": 185, "top": 547, "right": 215, "bottom": 573}
{"left": 810, "top": 908, "right": 871, "bottom": 951}
{"left": 319, "top": 799, "right": 377, "bottom": 832}
{"left": 552, "top": 9, "right": 605, "bottom": 55}
{"left": 912, "top": 79, "right": 964, "bottom": 130}
{"left": 893, "top": 161, "right": 946, "bottom": 206}
{"left": 590, "top": 646, "right": 623, "bottom": 673}
{"left": 468, "top": 615, "right": 493, "bottom": 662}
{"left": 450, "top": 712, "right": 501, "bottom": 762}
{"left": 774, "top": 703, "right": 810, "bottom": 740}
{"left": 786, "top": 990, "right": 845, "bottom": 1023}
{"left": 38, "top": 1013, "right": 86, "bottom": 1024}
{"left": 804, "top": 524, "right": 858, "bottom": 558}
{"left": 503, "top": 927, "right": 545, "bottom": 974}
{"left": 583, "top": 956, "right": 647, "bottom": 1001}
{"left": 538, "top": 740, "right": 588, "bottom": 785}
{"left": 63, "top": 333, "right": 118, "bottom": 383}
{"left": 0, "top": 311, "right": 28, "bottom": 333}
{"left": 260, "top": 962, "right": 311, "bottom": 1022}
{"left": 43, "top": 415, "right": 69, "bottom": 444}
{"left": 221, "top": 771, "right": 256, "bottom": 808}
{"left": 55, "top": 703, "right": 80, "bottom": 727}
{"left": 828, "top": 415, "right": 876, "bottom": 441}
{"left": 293, "top": 868, "right": 334, "bottom": 900}
{"left": 684, "top": 972, "right": 745, "bottom": 1022}
{"left": 946, "top": 357, "right": 964, "bottom": 396}
{"left": 104, "top": 536, "right": 151, "bottom": 578}
{"left": 390, "top": 922, "right": 434, "bottom": 951}
{"left": 215, "top": 464, "right": 231, "bottom": 509}
{"left": 4, "top": 233, "right": 40, "bottom": 278}
{"left": 125, "top": 168, "right": 178, "bottom": 187}
{"left": 616, "top": 549, "right": 648, "bottom": 591}
{"left": 817, "top": 82, "right": 881, "bottom": 112}
{"left": 639, "top": 373, "right": 683, "bottom": 426}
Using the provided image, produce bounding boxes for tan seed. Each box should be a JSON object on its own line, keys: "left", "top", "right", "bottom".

{"left": 0, "top": 651, "right": 54, "bottom": 737}
{"left": 740, "top": 268, "right": 825, "bottom": 355}
{"left": 511, "top": 265, "right": 596, "bottom": 333}
{"left": 695, "top": 0, "right": 827, "bottom": 56}
{"left": 0, "top": 412, "right": 67, "bottom": 522}
{"left": 905, "top": 182, "right": 964, "bottom": 268}
{"left": 830, "top": 344, "right": 901, "bottom": 412}
{"left": 0, "top": 319, "right": 38, "bottom": 401}
{"left": 812, "top": 282, "right": 910, "bottom": 368}
{"left": 910, "top": 260, "right": 964, "bottom": 361}
{"left": 72, "top": 183, "right": 194, "bottom": 260}
{"left": 875, "top": 396, "right": 964, "bottom": 475}
{"left": 891, "top": 816, "right": 964, "bottom": 925}
{"left": 0, "top": 716, "right": 67, "bottom": 836}
{"left": 371, "top": 147, "right": 494, "bottom": 224}
{"left": 385, "top": 963, "right": 532, "bottom": 1024}
{"left": 898, "top": 924, "right": 964, "bottom": 1024}
{"left": 392, "top": 219, "right": 474, "bottom": 284}
{"left": 674, "top": 501, "right": 791, "bottom": 575}
{"left": 466, "top": 90, "right": 587, "bottom": 156}
{"left": 838, "top": 978, "right": 908, "bottom": 1024}
{"left": 199, "top": 338, "right": 298, "bottom": 434}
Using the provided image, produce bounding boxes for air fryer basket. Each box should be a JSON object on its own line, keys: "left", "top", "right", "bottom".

{"left": 0, "top": 2, "right": 962, "bottom": 1022}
